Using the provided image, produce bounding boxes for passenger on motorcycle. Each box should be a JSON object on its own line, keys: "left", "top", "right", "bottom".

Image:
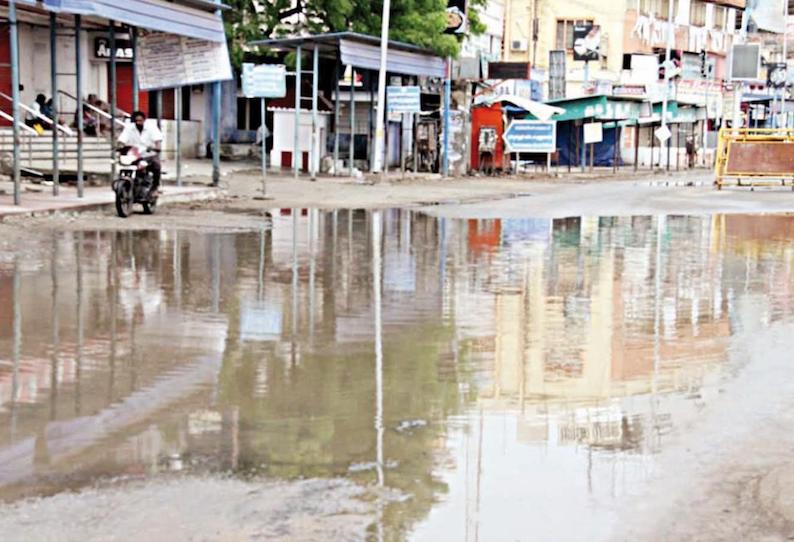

{"left": 117, "top": 111, "right": 163, "bottom": 190}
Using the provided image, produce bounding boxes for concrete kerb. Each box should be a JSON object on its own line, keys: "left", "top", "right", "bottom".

{"left": 0, "top": 184, "right": 225, "bottom": 221}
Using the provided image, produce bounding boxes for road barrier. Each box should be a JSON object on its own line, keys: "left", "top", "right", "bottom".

{"left": 715, "top": 128, "right": 794, "bottom": 189}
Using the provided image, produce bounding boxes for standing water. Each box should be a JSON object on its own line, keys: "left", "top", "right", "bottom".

{"left": 0, "top": 210, "right": 791, "bottom": 540}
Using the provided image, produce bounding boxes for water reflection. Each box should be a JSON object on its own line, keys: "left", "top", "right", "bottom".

{"left": 1, "top": 212, "right": 793, "bottom": 539}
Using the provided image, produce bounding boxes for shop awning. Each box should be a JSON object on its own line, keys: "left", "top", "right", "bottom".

{"left": 251, "top": 32, "right": 447, "bottom": 78}
{"left": 42, "top": 0, "right": 228, "bottom": 42}
{"left": 473, "top": 93, "right": 564, "bottom": 121}
{"left": 543, "top": 95, "right": 646, "bottom": 122}
{"left": 338, "top": 38, "right": 445, "bottom": 77}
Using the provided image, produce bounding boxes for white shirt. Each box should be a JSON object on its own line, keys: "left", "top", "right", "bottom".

{"left": 118, "top": 120, "right": 163, "bottom": 154}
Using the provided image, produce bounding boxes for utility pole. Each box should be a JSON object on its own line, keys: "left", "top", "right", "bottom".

{"left": 372, "top": 0, "right": 391, "bottom": 174}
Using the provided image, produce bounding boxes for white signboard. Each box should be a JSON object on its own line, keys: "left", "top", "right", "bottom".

{"left": 583, "top": 122, "right": 603, "bottom": 144}
{"left": 242, "top": 63, "right": 287, "bottom": 98}
{"left": 138, "top": 32, "right": 233, "bottom": 90}
{"left": 655, "top": 124, "right": 672, "bottom": 143}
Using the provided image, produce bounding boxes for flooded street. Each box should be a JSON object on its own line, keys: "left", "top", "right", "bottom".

{"left": 2, "top": 209, "right": 794, "bottom": 540}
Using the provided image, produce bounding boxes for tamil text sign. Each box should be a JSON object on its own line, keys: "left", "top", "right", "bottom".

{"left": 242, "top": 63, "right": 287, "bottom": 98}
{"left": 387, "top": 86, "right": 421, "bottom": 113}
{"left": 503, "top": 120, "right": 556, "bottom": 153}
{"left": 137, "top": 32, "right": 233, "bottom": 90}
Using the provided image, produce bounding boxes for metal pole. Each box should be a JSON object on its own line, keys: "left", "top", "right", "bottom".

{"left": 661, "top": 0, "right": 674, "bottom": 170}
{"left": 333, "top": 55, "right": 340, "bottom": 176}
{"left": 261, "top": 97, "right": 267, "bottom": 193}
{"left": 443, "top": 56, "right": 451, "bottom": 177}
{"left": 176, "top": 87, "right": 182, "bottom": 186}
{"left": 156, "top": 90, "right": 162, "bottom": 129}
{"left": 581, "top": 62, "right": 589, "bottom": 172}
{"left": 311, "top": 44, "right": 319, "bottom": 181}
{"left": 50, "top": 12, "right": 59, "bottom": 196}
{"left": 634, "top": 121, "right": 639, "bottom": 171}
{"left": 9, "top": 1, "right": 20, "bottom": 205}
{"left": 131, "top": 27, "right": 139, "bottom": 112}
{"left": 413, "top": 110, "right": 418, "bottom": 173}
{"left": 400, "top": 113, "right": 405, "bottom": 179}
{"left": 349, "top": 67, "right": 355, "bottom": 177}
{"left": 294, "top": 45, "right": 302, "bottom": 179}
{"left": 110, "top": 23, "right": 117, "bottom": 182}
{"left": 372, "top": 0, "right": 392, "bottom": 173}
{"left": 75, "top": 14, "right": 84, "bottom": 198}
{"left": 212, "top": 0, "right": 222, "bottom": 186}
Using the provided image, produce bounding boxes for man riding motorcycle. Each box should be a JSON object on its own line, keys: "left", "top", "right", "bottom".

{"left": 117, "top": 110, "right": 163, "bottom": 191}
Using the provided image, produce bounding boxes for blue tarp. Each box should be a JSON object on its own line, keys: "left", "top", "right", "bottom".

{"left": 556, "top": 122, "right": 623, "bottom": 167}
{"left": 42, "top": 0, "right": 226, "bottom": 42}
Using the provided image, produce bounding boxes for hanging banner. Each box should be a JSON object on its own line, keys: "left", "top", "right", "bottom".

{"left": 137, "top": 32, "right": 233, "bottom": 90}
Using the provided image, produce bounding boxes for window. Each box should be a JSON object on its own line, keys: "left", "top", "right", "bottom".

{"left": 714, "top": 5, "right": 726, "bottom": 30}
{"left": 639, "top": 0, "right": 673, "bottom": 18}
{"left": 690, "top": 0, "right": 706, "bottom": 26}
{"left": 555, "top": 19, "right": 593, "bottom": 50}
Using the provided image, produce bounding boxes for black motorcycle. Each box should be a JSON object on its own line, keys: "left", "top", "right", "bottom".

{"left": 112, "top": 147, "right": 159, "bottom": 218}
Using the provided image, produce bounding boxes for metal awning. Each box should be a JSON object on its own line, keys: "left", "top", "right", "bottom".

{"left": 251, "top": 32, "right": 447, "bottom": 78}
{"left": 41, "top": 0, "right": 228, "bottom": 42}
{"left": 339, "top": 38, "right": 445, "bottom": 78}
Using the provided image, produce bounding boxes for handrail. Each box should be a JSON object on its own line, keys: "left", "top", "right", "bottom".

{"left": 57, "top": 90, "right": 127, "bottom": 127}
{"left": 0, "top": 92, "right": 74, "bottom": 136}
{"left": 0, "top": 109, "right": 40, "bottom": 135}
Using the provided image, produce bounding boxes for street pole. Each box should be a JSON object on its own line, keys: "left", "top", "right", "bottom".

{"left": 581, "top": 61, "right": 588, "bottom": 172}
{"left": 212, "top": 0, "right": 222, "bottom": 186}
{"left": 75, "top": 14, "right": 84, "bottom": 198}
{"left": 311, "top": 44, "right": 319, "bottom": 180}
{"left": 782, "top": 0, "right": 789, "bottom": 127}
{"left": 294, "top": 45, "right": 302, "bottom": 180}
{"left": 661, "top": 0, "right": 674, "bottom": 170}
{"left": 372, "top": 0, "right": 391, "bottom": 173}
{"left": 110, "top": 23, "right": 117, "bottom": 182}
{"left": 261, "top": 97, "right": 267, "bottom": 193}
{"left": 176, "top": 87, "right": 182, "bottom": 186}
{"left": 50, "top": 12, "right": 59, "bottom": 196}
{"left": 9, "top": 0, "right": 19, "bottom": 205}
{"left": 443, "top": 56, "right": 451, "bottom": 177}
{"left": 131, "top": 28, "right": 139, "bottom": 112}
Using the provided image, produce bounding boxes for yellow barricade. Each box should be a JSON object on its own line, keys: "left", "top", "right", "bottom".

{"left": 715, "top": 127, "right": 794, "bottom": 189}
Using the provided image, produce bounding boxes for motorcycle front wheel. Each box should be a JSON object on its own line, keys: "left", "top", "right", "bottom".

{"left": 115, "top": 181, "right": 133, "bottom": 218}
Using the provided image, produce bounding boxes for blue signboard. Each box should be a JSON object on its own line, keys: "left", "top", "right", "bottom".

{"left": 503, "top": 120, "right": 557, "bottom": 153}
{"left": 242, "top": 63, "right": 287, "bottom": 98}
{"left": 387, "top": 86, "right": 421, "bottom": 113}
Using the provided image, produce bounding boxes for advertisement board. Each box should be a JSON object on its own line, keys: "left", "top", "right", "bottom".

{"left": 137, "top": 32, "right": 233, "bottom": 90}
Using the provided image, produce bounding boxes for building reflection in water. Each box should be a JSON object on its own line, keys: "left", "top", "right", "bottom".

{"left": 0, "top": 212, "right": 793, "bottom": 539}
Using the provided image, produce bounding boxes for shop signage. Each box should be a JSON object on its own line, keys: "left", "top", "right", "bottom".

{"left": 94, "top": 37, "right": 134, "bottom": 62}
{"left": 584, "top": 122, "right": 603, "bottom": 144}
{"left": 488, "top": 62, "right": 531, "bottom": 80}
{"left": 612, "top": 84, "right": 646, "bottom": 97}
{"left": 503, "top": 120, "right": 556, "bottom": 153}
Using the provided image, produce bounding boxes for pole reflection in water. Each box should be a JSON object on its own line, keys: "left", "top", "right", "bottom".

{"left": 50, "top": 239, "right": 59, "bottom": 421}
{"left": 291, "top": 210, "right": 298, "bottom": 365}
{"left": 211, "top": 234, "right": 221, "bottom": 313}
{"left": 309, "top": 208, "right": 317, "bottom": 343}
{"left": 11, "top": 257, "right": 21, "bottom": 441}
{"left": 75, "top": 232, "right": 83, "bottom": 416}
{"left": 258, "top": 228, "right": 266, "bottom": 302}
{"left": 372, "top": 210, "right": 385, "bottom": 542}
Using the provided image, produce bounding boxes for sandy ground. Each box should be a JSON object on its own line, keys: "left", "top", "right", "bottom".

{"left": 0, "top": 477, "right": 378, "bottom": 542}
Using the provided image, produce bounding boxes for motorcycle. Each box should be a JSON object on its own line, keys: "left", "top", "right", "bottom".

{"left": 112, "top": 147, "right": 159, "bottom": 218}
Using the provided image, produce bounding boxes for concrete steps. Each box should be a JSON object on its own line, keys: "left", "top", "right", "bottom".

{"left": 0, "top": 130, "right": 114, "bottom": 179}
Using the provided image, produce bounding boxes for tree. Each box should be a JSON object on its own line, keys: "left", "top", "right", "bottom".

{"left": 223, "top": 0, "right": 487, "bottom": 68}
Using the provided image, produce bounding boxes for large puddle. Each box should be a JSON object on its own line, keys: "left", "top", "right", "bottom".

{"left": 1, "top": 211, "right": 793, "bottom": 540}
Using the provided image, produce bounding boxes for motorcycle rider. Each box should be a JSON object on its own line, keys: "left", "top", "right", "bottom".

{"left": 117, "top": 111, "right": 163, "bottom": 191}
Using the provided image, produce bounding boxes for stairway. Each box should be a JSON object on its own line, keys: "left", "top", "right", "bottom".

{"left": 0, "top": 129, "right": 115, "bottom": 181}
